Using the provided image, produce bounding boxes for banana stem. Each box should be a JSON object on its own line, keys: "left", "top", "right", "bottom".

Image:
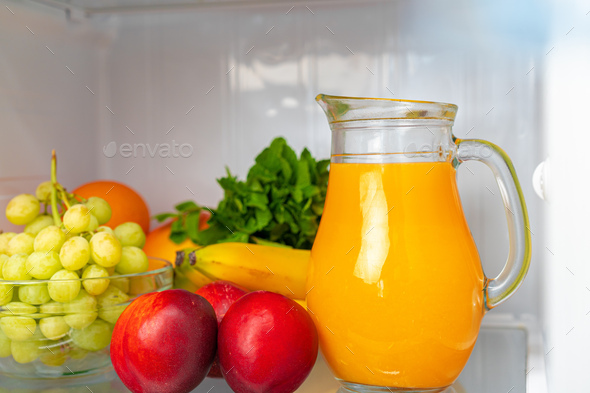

{"left": 175, "top": 251, "right": 185, "bottom": 267}
{"left": 175, "top": 258, "right": 214, "bottom": 288}
{"left": 50, "top": 150, "right": 62, "bottom": 227}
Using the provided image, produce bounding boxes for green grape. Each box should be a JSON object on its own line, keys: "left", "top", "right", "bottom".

{"left": 26, "top": 251, "right": 62, "bottom": 280}
{"left": 85, "top": 197, "right": 112, "bottom": 226}
{"left": 0, "top": 254, "right": 9, "bottom": 274}
{"left": 34, "top": 225, "right": 66, "bottom": 253}
{"left": 39, "top": 301, "right": 64, "bottom": 315}
{"left": 7, "top": 233, "right": 35, "bottom": 256}
{"left": 129, "top": 276, "right": 155, "bottom": 296}
{"left": 69, "top": 346, "right": 88, "bottom": 360}
{"left": 1, "top": 302, "right": 37, "bottom": 316}
{"left": 62, "top": 290, "right": 97, "bottom": 313}
{"left": 0, "top": 327, "right": 11, "bottom": 357}
{"left": 89, "top": 232, "right": 121, "bottom": 268}
{"left": 32, "top": 324, "right": 49, "bottom": 340}
{"left": 0, "top": 282, "right": 11, "bottom": 307}
{"left": 114, "top": 222, "right": 146, "bottom": 248}
{"left": 70, "top": 319, "right": 112, "bottom": 351}
{"left": 116, "top": 246, "right": 148, "bottom": 275}
{"left": 0, "top": 316, "right": 36, "bottom": 341}
{"left": 109, "top": 273, "right": 130, "bottom": 294}
{"left": 95, "top": 226, "right": 115, "bottom": 236}
{"left": 64, "top": 312, "right": 97, "bottom": 330}
{"left": 3, "top": 254, "right": 32, "bottom": 281}
{"left": 35, "top": 181, "right": 53, "bottom": 202}
{"left": 81, "top": 265, "right": 110, "bottom": 296}
{"left": 0, "top": 233, "right": 16, "bottom": 255}
{"left": 6, "top": 194, "right": 40, "bottom": 226}
{"left": 62, "top": 204, "right": 91, "bottom": 234}
{"left": 86, "top": 215, "right": 99, "bottom": 232}
{"left": 97, "top": 285, "right": 129, "bottom": 324}
{"left": 18, "top": 282, "right": 50, "bottom": 305}
{"left": 11, "top": 340, "right": 41, "bottom": 363}
{"left": 24, "top": 215, "right": 54, "bottom": 236}
{"left": 62, "top": 290, "right": 97, "bottom": 330}
{"left": 48, "top": 270, "right": 80, "bottom": 303}
{"left": 39, "top": 316, "right": 70, "bottom": 340}
{"left": 9, "top": 285, "right": 18, "bottom": 301}
{"left": 59, "top": 236, "right": 90, "bottom": 271}
{"left": 40, "top": 350, "right": 67, "bottom": 367}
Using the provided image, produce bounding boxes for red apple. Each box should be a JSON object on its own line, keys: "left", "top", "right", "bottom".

{"left": 196, "top": 280, "right": 249, "bottom": 325}
{"left": 218, "top": 291, "right": 318, "bottom": 393}
{"left": 196, "top": 280, "right": 248, "bottom": 378}
{"left": 111, "top": 289, "right": 217, "bottom": 393}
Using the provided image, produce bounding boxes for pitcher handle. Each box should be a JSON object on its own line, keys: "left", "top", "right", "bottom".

{"left": 455, "top": 139, "right": 532, "bottom": 309}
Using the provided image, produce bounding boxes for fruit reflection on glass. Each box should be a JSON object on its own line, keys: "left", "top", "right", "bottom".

{"left": 0, "top": 151, "right": 173, "bottom": 378}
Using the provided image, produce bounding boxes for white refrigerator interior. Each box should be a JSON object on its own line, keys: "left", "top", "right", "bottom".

{"left": 541, "top": 0, "right": 590, "bottom": 392}
{"left": 0, "top": 0, "right": 585, "bottom": 391}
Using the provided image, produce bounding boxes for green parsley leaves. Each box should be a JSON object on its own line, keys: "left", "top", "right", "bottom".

{"left": 155, "top": 137, "right": 329, "bottom": 250}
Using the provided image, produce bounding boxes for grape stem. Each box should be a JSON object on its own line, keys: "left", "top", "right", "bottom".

{"left": 57, "top": 184, "right": 71, "bottom": 209}
{"left": 70, "top": 193, "right": 87, "bottom": 203}
{"left": 50, "top": 150, "right": 62, "bottom": 227}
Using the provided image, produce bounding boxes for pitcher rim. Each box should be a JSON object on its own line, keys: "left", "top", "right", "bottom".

{"left": 316, "top": 94, "right": 457, "bottom": 108}
{"left": 316, "top": 94, "right": 458, "bottom": 124}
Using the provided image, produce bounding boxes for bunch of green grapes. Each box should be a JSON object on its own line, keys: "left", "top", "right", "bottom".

{"left": 0, "top": 173, "right": 152, "bottom": 367}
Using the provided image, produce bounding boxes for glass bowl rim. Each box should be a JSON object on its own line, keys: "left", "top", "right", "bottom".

{"left": 0, "top": 257, "right": 173, "bottom": 284}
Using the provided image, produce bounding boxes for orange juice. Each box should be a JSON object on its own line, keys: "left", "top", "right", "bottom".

{"left": 307, "top": 161, "right": 485, "bottom": 389}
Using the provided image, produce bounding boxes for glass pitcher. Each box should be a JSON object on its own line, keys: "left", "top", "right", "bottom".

{"left": 307, "top": 95, "right": 531, "bottom": 393}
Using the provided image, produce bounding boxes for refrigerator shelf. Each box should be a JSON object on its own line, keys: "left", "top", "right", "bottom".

{"left": 0, "top": 314, "right": 547, "bottom": 393}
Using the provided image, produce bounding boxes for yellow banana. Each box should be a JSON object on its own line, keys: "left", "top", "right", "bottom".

{"left": 173, "top": 270, "right": 206, "bottom": 292}
{"left": 176, "top": 243, "right": 310, "bottom": 300}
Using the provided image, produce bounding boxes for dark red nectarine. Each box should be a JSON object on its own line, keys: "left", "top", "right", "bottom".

{"left": 111, "top": 289, "right": 217, "bottom": 393}
{"left": 196, "top": 280, "right": 248, "bottom": 325}
{"left": 218, "top": 291, "right": 318, "bottom": 393}
{"left": 196, "top": 280, "right": 248, "bottom": 378}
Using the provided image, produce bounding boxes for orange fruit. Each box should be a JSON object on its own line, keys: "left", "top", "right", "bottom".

{"left": 143, "top": 221, "right": 198, "bottom": 267}
{"left": 72, "top": 180, "right": 150, "bottom": 234}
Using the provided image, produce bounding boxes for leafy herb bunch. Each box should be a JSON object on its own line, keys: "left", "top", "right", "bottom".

{"left": 156, "top": 137, "right": 330, "bottom": 250}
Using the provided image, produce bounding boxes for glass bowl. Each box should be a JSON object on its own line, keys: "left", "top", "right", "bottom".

{"left": 0, "top": 257, "right": 173, "bottom": 380}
